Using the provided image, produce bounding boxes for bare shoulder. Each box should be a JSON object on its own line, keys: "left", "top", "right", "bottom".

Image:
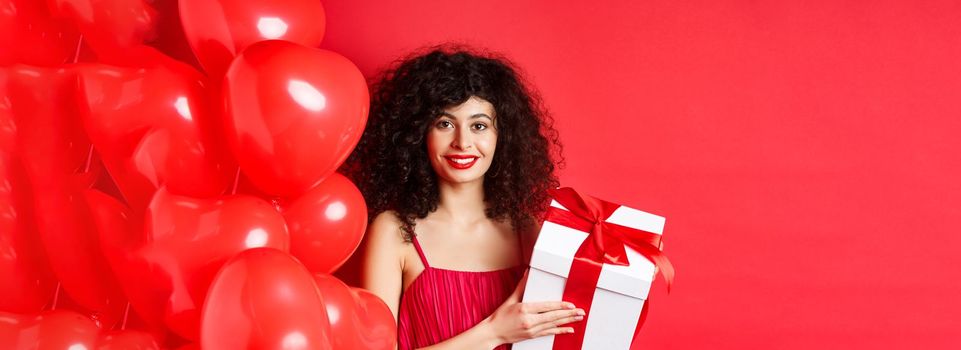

{"left": 367, "top": 210, "right": 407, "bottom": 246}
{"left": 361, "top": 210, "right": 407, "bottom": 280}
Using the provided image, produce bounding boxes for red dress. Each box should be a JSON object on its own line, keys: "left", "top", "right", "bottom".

{"left": 397, "top": 234, "right": 525, "bottom": 350}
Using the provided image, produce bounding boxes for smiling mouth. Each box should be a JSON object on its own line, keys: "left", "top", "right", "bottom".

{"left": 444, "top": 156, "right": 479, "bottom": 169}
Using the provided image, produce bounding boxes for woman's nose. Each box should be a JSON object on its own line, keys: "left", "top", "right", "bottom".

{"left": 452, "top": 129, "right": 473, "bottom": 150}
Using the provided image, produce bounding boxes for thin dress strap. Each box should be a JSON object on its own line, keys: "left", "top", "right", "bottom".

{"left": 410, "top": 235, "right": 431, "bottom": 268}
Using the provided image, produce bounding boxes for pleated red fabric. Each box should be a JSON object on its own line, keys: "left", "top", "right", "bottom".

{"left": 397, "top": 235, "right": 525, "bottom": 350}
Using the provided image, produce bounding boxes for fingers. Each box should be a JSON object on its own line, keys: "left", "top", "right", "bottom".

{"left": 529, "top": 314, "right": 583, "bottom": 336}
{"left": 534, "top": 308, "right": 584, "bottom": 324}
{"left": 533, "top": 326, "right": 575, "bottom": 338}
{"left": 529, "top": 308, "right": 584, "bottom": 332}
{"left": 552, "top": 314, "right": 583, "bottom": 327}
{"left": 522, "top": 301, "right": 574, "bottom": 314}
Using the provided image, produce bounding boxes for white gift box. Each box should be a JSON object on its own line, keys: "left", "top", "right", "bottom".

{"left": 514, "top": 198, "right": 665, "bottom": 350}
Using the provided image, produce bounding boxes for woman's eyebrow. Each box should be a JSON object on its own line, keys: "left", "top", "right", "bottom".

{"left": 439, "top": 112, "right": 493, "bottom": 120}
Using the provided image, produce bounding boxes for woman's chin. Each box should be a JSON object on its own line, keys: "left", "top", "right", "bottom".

{"left": 439, "top": 173, "right": 486, "bottom": 185}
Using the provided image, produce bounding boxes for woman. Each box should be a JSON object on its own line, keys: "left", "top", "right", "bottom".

{"left": 342, "top": 44, "right": 584, "bottom": 350}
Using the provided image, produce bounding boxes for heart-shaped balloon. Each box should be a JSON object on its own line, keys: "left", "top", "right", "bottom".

{"left": 223, "top": 40, "right": 369, "bottom": 197}
{"left": 84, "top": 186, "right": 289, "bottom": 340}
{"left": 0, "top": 89, "right": 58, "bottom": 313}
{"left": 284, "top": 173, "right": 368, "bottom": 274}
{"left": 47, "top": 0, "right": 157, "bottom": 57}
{"left": 351, "top": 288, "right": 398, "bottom": 349}
{"left": 0, "top": 310, "right": 101, "bottom": 350}
{"left": 145, "top": 0, "right": 202, "bottom": 69}
{"left": 142, "top": 188, "right": 289, "bottom": 340}
{"left": 179, "top": 0, "right": 326, "bottom": 79}
{"left": 0, "top": 310, "right": 162, "bottom": 350}
{"left": 3, "top": 65, "right": 91, "bottom": 173}
{"left": 313, "top": 274, "right": 397, "bottom": 350}
{"left": 84, "top": 189, "right": 167, "bottom": 334}
{"left": 3, "top": 65, "right": 126, "bottom": 323}
{"left": 0, "top": 0, "right": 81, "bottom": 66}
{"left": 76, "top": 52, "right": 233, "bottom": 214}
{"left": 201, "top": 248, "right": 332, "bottom": 350}
{"left": 96, "top": 330, "right": 162, "bottom": 350}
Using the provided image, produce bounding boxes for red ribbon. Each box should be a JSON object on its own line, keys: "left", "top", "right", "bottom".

{"left": 546, "top": 187, "right": 674, "bottom": 350}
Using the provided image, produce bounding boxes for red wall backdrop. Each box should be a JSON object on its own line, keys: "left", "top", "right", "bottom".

{"left": 320, "top": 1, "right": 961, "bottom": 348}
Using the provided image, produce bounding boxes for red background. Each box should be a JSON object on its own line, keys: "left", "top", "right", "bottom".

{"left": 319, "top": 1, "right": 961, "bottom": 348}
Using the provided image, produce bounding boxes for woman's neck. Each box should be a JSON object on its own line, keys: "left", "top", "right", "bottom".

{"left": 435, "top": 179, "right": 488, "bottom": 225}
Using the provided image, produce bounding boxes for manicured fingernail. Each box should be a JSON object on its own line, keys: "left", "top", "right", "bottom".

{"left": 564, "top": 302, "right": 575, "bottom": 309}
{"left": 574, "top": 315, "right": 584, "bottom": 321}
{"left": 576, "top": 309, "right": 585, "bottom": 316}
{"left": 568, "top": 329, "right": 575, "bottom": 334}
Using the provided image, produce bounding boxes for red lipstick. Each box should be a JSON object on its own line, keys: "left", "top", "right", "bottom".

{"left": 444, "top": 155, "right": 479, "bottom": 170}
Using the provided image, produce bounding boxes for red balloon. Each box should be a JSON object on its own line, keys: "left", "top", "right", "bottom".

{"left": 313, "top": 274, "right": 397, "bottom": 350}
{"left": 223, "top": 40, "right": 369, "bottom": 197}
{"left": 84, "top": 190, "right": 168, "bottom": 334}
{"left": 86, "top": 187, "right": 290, "bottom": 340}
{"left": 96, "top": 330, "right": 161, "bottom": 350}
{"left": 143, "top": 188, "right": 289, "bottom": 340}
{"left": 0, "top": 95, "right": 58, "bottom": 313}
{"left": 0, "top": 0, "right": 81, "bottom": 66}
{"left": 201, "top": 248, "right": 332, "bottom": 350}
{"left": 284, "top": 173, "right": 367, "bottom": 274}
{"left": 75, "top": 52, "right": 233, "bottom": 213}
{"left": 179, "top": 0, "right": 326, "bottom": 79}
{"left": 47, "top": 0, "right": 157, "bottom": 57}
{"left": 3, "top": 65, "right": 126, "bottom": 323}
{"left": 0, "top": 310, "right": 101, "bottom": 350}
{"left": 3, "top": 66, "right": 91, "bottom": 173}
{"left": 145, "top": 0, "right": 203, "bottom": 69}
{"left": 0, "top": 310, "right": 162, "bottom": 349}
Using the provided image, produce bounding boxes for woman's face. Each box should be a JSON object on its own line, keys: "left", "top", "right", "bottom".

{"left": 426, "top": 96, "right": 498, "bottom": 185}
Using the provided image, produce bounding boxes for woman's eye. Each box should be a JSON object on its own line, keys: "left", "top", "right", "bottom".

{"left": 473, "top": 123, "right": 488, "bottom": 131}
{"left": 437, "top": 120, "right": 453, "bottom": 128}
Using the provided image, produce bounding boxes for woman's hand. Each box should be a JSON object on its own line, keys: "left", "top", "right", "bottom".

{"left": 479, "top": 269, "right": 585, "bottom": 347}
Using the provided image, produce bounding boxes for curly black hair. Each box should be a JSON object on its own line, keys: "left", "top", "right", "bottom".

{"left": 340, "top": 43, "right": 564, "bottom": 241}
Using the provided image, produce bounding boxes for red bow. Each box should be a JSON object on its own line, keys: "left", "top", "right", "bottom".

{"left": 545, "top": 187, "right": 674, "bottom": 349}
{"left": 546, "top": 187, "right": 675, "bottom": 289}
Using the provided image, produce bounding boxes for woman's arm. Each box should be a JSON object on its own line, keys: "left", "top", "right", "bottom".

{"left": 361, "top": 211, "right": 501, "bottom": 350}
{"left": 415, "top": 270, "right": 583, "bottom": 350}
{"left": 362, "top": 213, "right": 582, "bottom": 350}
{"left": 360, "top": 211, "right": 406, "bottom": 324}
{"left": 414, "top": 321, "right": 500, "bottom": 350}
